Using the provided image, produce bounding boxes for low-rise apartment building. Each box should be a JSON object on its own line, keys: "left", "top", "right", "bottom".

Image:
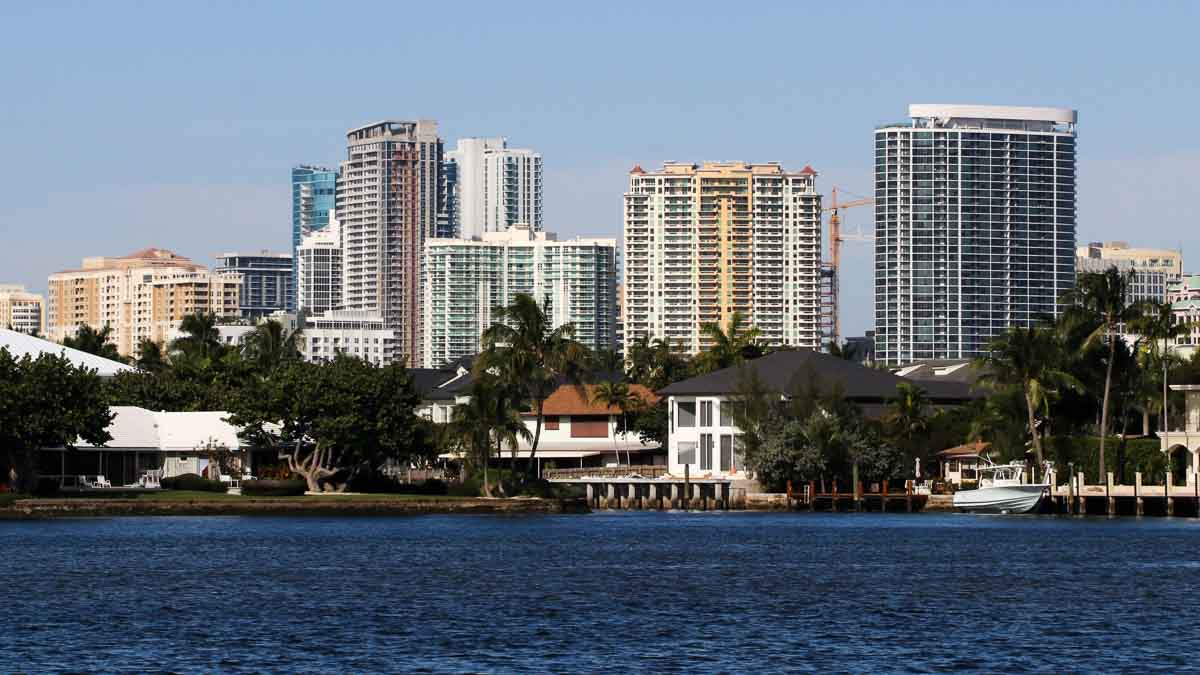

{"left": 0, "top": 284, "right": 46, "bottom": 335}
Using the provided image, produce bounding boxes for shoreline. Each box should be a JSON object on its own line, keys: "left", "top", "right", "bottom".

{"left": 0, "top": 496, "right": 590, "bottom": 519}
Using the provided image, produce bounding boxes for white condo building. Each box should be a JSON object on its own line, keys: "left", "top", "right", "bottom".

{"left": 874, "top": 104, "right": 1078, "bottom": 364}
{"left": 0, "top": 284, "right": 46, "bottom": 335}
{"left": 422, "top": 225, "right": 617, "bottom": 368}
{"left": 444, "top": 138, "right": 543, "bottom": 239}
{"left": 337, "top": 120, "right": 443, "bottom": 366}
{"left": 300, "top": 309, "right": 398, "bottom": 366}
{"left": 623, "top": 161, "right": 823, "bottom": 355}
{"left": 296, "top": 211, "right": 343, "bottom": 316}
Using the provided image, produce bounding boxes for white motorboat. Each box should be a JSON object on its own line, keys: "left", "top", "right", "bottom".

{"left": 952, "top": 461, "right": 1047, "bottom": 514}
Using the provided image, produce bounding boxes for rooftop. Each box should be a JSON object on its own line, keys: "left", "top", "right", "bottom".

{"left": 0, "top": 328, "right": 133, "bottom": 377}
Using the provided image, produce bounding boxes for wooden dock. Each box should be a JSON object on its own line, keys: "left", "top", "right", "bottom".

{"left": 1043, "top": 470, "right": 1200, "bottom": 516}
{"left": 789, "top": 480, "right": 928, "bottom": 513}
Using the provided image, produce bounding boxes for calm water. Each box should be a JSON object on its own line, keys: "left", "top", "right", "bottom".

{"left": 2, "top": 512, "right": 1199, "bottom": 673}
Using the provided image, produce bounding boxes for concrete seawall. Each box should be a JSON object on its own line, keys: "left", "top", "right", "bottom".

{"left": 0, "top": 497, "right": 590, "bottom": 519}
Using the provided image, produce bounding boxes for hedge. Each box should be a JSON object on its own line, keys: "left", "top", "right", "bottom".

{"left": 160, "top": 473, "right": 228, "bottom": 492}
{"left": 241, "top": 479, "right": 307, "bottom": 497}
{"left": 1045, "top": 436, "right": 1179, "bottom": 483}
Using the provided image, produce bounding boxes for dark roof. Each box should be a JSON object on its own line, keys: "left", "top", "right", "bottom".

{"left": 657, "top": 350, "right": 977, "bottom": 402}
{"left": 892, "top": 360, "right": 982, "bottom": 385}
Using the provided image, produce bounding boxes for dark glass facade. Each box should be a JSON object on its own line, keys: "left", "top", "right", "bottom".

{"left": 291, "top": 166, "right": 338, "bottom": 311}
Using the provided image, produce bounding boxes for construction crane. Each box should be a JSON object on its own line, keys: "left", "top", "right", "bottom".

{"left": 820, "top": 186, "right": 875, "bottom": 347}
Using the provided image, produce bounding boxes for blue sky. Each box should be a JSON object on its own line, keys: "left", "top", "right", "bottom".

{"left": 1, "top": 1, "right": 1197, "bottom": 336}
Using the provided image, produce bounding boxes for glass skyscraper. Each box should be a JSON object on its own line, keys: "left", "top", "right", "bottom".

{"left": 291, "top": 165, "right": 338, "bottom": 311}
{"left": 874, "top": 104, "right": 1077, "bottom": 364}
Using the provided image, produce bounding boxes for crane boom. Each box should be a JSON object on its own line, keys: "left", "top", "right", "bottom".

{"left": 821, "top": 186, "right": 875, "bottom": 348}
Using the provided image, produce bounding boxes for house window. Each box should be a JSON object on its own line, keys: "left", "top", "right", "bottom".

{"left": 700, "top": 401, "right": 713, "bottom": 427}
{"left": 570, "top": 417, "right": 608, "bottom": 438}
{"left": 700, "top": 434, "right": 713, "bottom": 470}
{"left": 948, "top": 459, "right": 960, "bottom": 473}
{"left": 677, "top": 401, "right": 696, "bottom": 427}
{"left": 720, "top": 435, "right": 733, "bottom": 472}
{"left": 677, "top": 441, "right": 696, "bottom": 465}
{"left": 719, "top": 401, "right": 731, "bottom": 427}
{"left": 544, "top": 416, "right": 560, "bottom": 430}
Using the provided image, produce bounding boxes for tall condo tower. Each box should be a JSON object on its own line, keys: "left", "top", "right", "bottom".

{"left": 874, "top": 104, "right": 1077, "bottom": 364}
{"left": 337, "top": 120, "right": 443, "bottom": 365}
{"left": 444, "top": 138, "right": 543, "bottom": 238}
{"left": 623, "top": 161, "right": 823, "bottom": 355}
{"left": 291, "top": 166, "right": 338, "bottom": 311}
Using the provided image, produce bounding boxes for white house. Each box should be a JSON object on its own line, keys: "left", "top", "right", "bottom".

{"left": 1160, "top": 383, "right": 1200, "bottom": 477}
{"left": 657, "top": 350, "right": 979, "bottom": 481}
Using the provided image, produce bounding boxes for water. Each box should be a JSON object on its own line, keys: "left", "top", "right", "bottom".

{"left": 2, "top": 512, "right": 1198, "bottom": 673}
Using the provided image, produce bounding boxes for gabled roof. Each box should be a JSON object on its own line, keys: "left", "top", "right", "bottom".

{"left": 0, "top": 328, "right": 134, "bottom": 377}
{"left": 657, "top": 350, "right": 975, "bottom": 402}
{"left": 532, "top": 384, "right": 659, "bottom": 417}
{"left": 74, "top": 406, "right": 243, "bottom": 452}
{"left": 798, "top": 164, "right": 817, "bottom": 175}
{"left": 938, "top": 440, "right": 990, "bottom": 458}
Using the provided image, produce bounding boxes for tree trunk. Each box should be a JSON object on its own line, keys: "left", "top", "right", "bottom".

{"left": 525, "top": 399, "right": 545, "bottom": 481}
{"left": 481, "top": 440, "right": 493, "bottom": 498}
{"left": 1163, "top": 348, "right": 1170, "bottom": 437}
{"left": 1142, "top": 406, "right": 1151, "bottom": 437}
{"left": 1024, "top": 388, "right": 1043, "bottom": 465}
{"left": 1098, "top": 332, "right": 1116, "bottom": 481}
{"left": 284, "top": 441, "right": 333, "bottom": 493}
{"left": 494, "top": 436, "right": 508, "bottom": 497}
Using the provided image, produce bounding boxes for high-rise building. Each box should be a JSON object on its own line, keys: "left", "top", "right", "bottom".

{"left": 299, "top": 309, "right": 397, "bottom": 366}
{"left": 47, "top": 248, "right": 241, "bottom": 356}
{"left": 622, "top": 161, "right": 822, "bottom": 355}
{"left": 443, "top": 138, "right": 542, "bottom": 239}
{"left": 0, "top": 284, "right": 46, "bottom": 335}
{"left": 296, "top": 212, "right": 343, "bottom": 316}
{"left": 1076, "top": 256, "right": 1165, "bottom": 339}
{"left": 874, "top": 104, "right": 1078, "bottom": 365}
{"left": 337, "top": 120, "right": 443, "bottom": 366}
{"left": 215, "top": 251, "right": 293, "bottom": 319}
{"left": 291, "top": 165, "right": 338, "bottom": 310}
{"left": 1077, "top": 241, "right": 1182, "bottom": 282}
{"left": 423, "top": 225, "right": 617, "bottom": 368}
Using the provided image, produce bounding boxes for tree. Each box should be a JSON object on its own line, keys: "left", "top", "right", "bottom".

{"left": 134, "top": 339, "right": 168, "bottom": 373}
{"left": 170, "top": 313, "right": 224, "bottom": 363}
{"left": 450, "top": 375, "right": 528, "bottom": 497}
{"left": 0, "top": 348, "right": 113, "bottom": 492}
{"left": 63, "top": 324, "right": 123, "bottom": 362}
{"left": 976, "top": 325, "right": 1080, "bottom": 467}
{"left": 1130, "top": 299, "right": 1193, "bottom": 438}
{"left": 242, "top": 319, "right": 301, "bottom": 374}
{"left": 697, "top": 312, "right": 762, "bottom": 373}
{"left": 1061, "top": 268, "right": 1139, "bottom": 479}
{"left": 479, "top": 293, "right": 588, "bottom": 481}
{"left": 591, "top": 381, "right": 643, "bottom": 466}
{"left": 886, "top": 382, "right": 931, "bottom": 460}
{"left": 626, "top": 334, "right": 692, "bottom": 390}
{"left": 228, "top": 355, "right": 425, "bottom": 492}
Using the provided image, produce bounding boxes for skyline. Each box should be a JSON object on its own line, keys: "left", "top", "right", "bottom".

{"left": 3, "top": 2, "right": 1199, "bottom": 337}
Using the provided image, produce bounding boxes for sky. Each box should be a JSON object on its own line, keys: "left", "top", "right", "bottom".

{"left": 1, "top": 1, "right": 1197, "bottom": 337}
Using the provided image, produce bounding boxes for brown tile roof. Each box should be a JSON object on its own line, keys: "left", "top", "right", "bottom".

{"left": 937, "top": 440, "right": 990, "bottom": 458}
{"left": 533, "top": 384, "right": 660, "bottom": 416}
{"left": 798, "top": 164, "right": 817, "bottom": 175}
{"left": 630, "top": 164, "right": 646, "bottom": 174}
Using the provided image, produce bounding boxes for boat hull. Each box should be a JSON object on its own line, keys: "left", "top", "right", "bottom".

{"left": 953, "top": 485, "right": 1046, "bottom": 514}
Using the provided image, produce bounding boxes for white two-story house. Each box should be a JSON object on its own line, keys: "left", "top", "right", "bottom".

{"left": 1160, "top": 381, "right": 1200, "bottom": 479}
{"left": 657, "top": 350, "right": 979, "bottom": 481}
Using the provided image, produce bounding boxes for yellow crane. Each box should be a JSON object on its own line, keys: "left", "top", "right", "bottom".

{"left": 821, "top": 186, "right": 874, "bottom": 347}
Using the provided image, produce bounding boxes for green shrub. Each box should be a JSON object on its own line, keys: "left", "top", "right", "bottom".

{"left": 241, "top": 479, "right": 307, "bottom": 497}
{"left": 1046, "top": 437, "right": 1170, "bottom": 483}
{"left": 0, "top": 493, "right": 24, "bottom": 507}
{"left": 160, "top": 473, "right": 227, "bottom": 492}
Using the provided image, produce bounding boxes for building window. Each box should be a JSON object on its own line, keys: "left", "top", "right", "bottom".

{"left": 677, "top": 441, "right": 696, "bottom": 465}
{"left": 544, "top": 416, "right": 560, "bottom": 430}
{"left": 700, "top": 401, "right": 713, "bottom": 427}
{"left": 700, "top": 434, "right": 713, "bottom": 470}
{"left": 570, "top": 417, "right": 608, "bottom": 438}
{"left": 719, "top": 400, "right": 731, "bottom": 427}
{"left": 677, "top": 401, "right": 696, "bottom": 427}
{"left": 720, "top": 435, "right": 733, "bottom": 472}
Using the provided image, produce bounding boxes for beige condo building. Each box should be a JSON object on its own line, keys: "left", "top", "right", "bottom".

{"left": 623, "top": 161, "right": 823, "bottom": 355}
{"left": 47, "top": 248, "right": 241, "bottom": 356}
{"left": 0, "top": 284, "right": 46, "bottom": 335}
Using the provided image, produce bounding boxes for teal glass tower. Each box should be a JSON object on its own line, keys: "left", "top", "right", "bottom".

{"left": 291, "top": 165, "right": 338, "bottom": 311}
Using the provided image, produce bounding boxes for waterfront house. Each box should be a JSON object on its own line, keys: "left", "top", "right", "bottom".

{"left": 39, "top": 406, "right": 257, "bottom": 487}
{"left": 657, "top": 350, "right": 978, "bottom": 481}
{"left": 410, "top": 356, "right": 474, "bottom": 424}
{"left": 937, "top": 440, "right": 991, "bottom": 486}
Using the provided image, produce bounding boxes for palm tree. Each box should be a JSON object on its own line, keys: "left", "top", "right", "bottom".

{"left": 63, "top": 324, "right": 123, "bottom": 361}
{"left": 134, "top": 338, "right": 168, "bottom": 372}
{"left": 976, "top": 325, "right": 1081, "bottom": 466}
{"left": 591, "top": 381, "right": 643, "bottom": 467}
{"left": 626, "top": 335, "right": 691, "bottom": 390}
{"left": 698, "top": 312, "right": 762, "bottom": 373}
{"left": 480, "top": 293, "right": 588, "bottom": 481}
{"left": 243, "top": 319, "right": 301, "bottom": 374}
{"left": 886, "top": 382, "right": 931, "bottom": 458}
{"left": 170, "top": 313, "right": 224, "bottom": 362}
{"left": 1061, "top": 268, "right": 1139, "bottom": 479}
{"left": 827, "top": 340, "right": 861, "bottom": 362}
{"left": 1130, "top": 299, "right": 1193, "bottom": 438}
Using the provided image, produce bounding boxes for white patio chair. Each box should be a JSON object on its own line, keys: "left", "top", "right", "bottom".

{"left": 94, "top": 475, "right": 112, "bottom": 488}
{"left": 78, "top": 475, "right": 93, "bottom": 489}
